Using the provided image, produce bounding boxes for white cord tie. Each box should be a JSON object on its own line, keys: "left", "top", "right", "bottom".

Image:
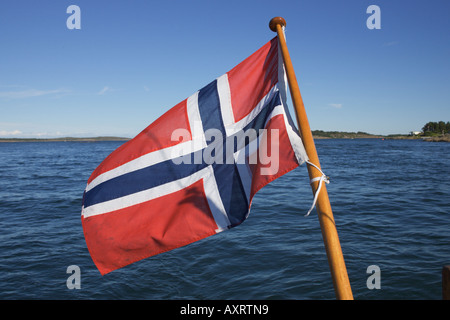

{"left": 305, "top": 160, "right": 330, "bottom": 217}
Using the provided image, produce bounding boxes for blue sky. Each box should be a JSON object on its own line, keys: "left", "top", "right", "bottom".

{"left": 1, "top": 0, "right": 449, "bottom": 137}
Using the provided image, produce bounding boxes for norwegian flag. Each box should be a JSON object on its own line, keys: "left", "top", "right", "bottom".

{"left": 81, "top": 37, "right": 308, "bottom": 275}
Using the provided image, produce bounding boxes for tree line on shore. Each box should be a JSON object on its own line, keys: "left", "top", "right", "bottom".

{"left": 421, "top": 121, "right": 450, "bottom": 136}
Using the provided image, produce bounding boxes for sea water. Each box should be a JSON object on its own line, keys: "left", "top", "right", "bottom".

{"left": 0, "top": 139, "right": 449, "bottom": 300}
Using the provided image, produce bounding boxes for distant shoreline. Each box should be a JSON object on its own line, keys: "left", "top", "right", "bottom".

{"left": 311, "top": 130, "right": 450, "bottom": 142}
{"left": 311, "top": 131, "right": 408, "bottom": 140}
{"left": 0, "top": 136, "right": 130, "bottom": 143}
{"left": 1, "top": 132, "right": 449, "bottom": 143}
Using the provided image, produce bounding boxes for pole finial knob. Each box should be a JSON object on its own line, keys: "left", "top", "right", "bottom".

{"left": 269, "top": 17, "right": 286, "bottom": 32}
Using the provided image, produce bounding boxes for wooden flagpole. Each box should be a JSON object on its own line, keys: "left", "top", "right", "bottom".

{"left": 269, "top": 17, "right": 353, "bottom": 300}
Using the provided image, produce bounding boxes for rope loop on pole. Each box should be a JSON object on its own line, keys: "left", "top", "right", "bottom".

{"left": 305, "top": 160, "right": 330, "bottom": 217}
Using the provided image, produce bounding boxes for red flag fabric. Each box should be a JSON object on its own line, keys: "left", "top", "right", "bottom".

{"left": 81, "top": 37, "right": 308, "bottom": 275}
